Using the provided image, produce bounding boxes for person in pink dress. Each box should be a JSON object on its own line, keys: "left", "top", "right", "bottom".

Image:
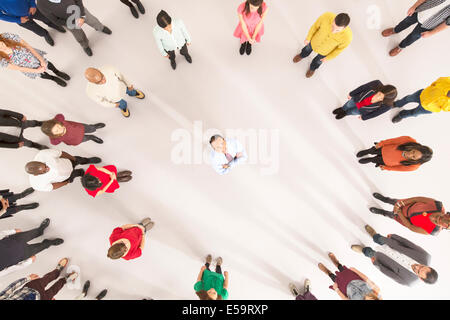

{"left": 81, "top": 165, "right": 133, "bottom": 198}
{"left": 233, "top": 0, "right": 269, "bottom": 56}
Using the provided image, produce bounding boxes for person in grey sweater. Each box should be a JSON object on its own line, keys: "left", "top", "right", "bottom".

{"left": 351, "top": 225, "right": 438, "bottom": 286}
{"left": 36, "top": 0, "right": 111, "bottom": 56}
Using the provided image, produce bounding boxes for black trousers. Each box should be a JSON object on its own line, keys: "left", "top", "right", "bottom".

{"left": 0, "top": 132, "right": 38, "bottom": 149}
{"left": 0, "top": 191, "right": 33, "bottom": 220}
{"left": 8, "top": 227, "right": 52, "bottom": 259}
{"left": 205, "top": 262, "right": 222, "bottom": 275}
{"left": 19, "top": 8, "right": 61, "bottom": 38}
{"left": 361, "top": 148, "right": 385, "bottom": 166}
{"left": 329, "top": 264, "right": 344, "bottom": 282}
{"left": 167, "top": 44, "right": 189, "bottom": 62}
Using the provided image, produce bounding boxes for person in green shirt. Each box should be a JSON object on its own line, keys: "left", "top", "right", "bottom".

{"left": 194, "top": 254, "right": 229, "bottom": 300}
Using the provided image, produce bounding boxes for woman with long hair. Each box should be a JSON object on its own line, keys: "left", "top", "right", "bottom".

{"left": 194, "top": 255, "right": 229, "bottom": 300}
{"left": 333, "top": 80, "right": 398, "bottom": 120}
{"left": 233, "top": 0, "right": 269, "bottom": 55}
{"left": 357, "top": 136, "right": 432, "bottom": 172}
{"left": 81, "top": 165, "right": 132, "bottom": 198}
{"left": 0, "top": 32, "right": 70, "bottom": 86}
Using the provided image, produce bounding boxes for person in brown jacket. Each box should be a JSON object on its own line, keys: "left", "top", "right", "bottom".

{"left": 356, "top": 136, "right": 433, "bottom": 172}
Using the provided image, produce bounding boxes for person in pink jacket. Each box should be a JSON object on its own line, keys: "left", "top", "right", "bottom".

{"left": 233, "top": 0, "right": 269, "bottom": 56}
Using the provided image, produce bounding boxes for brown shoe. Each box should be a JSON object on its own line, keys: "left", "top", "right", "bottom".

{"left": 365, "top": 224, "right": 377, "bottom": 238}
{"left": 306, "top": 69, "right": 315, "bottom": 78}
{"left": 328, "top": 252, "right": 340, "bottom": 268}
{"left": 216, "top": 257, "right": 223, "bottom": 266}
{"left": 206, "top": 254, "right": 212, "bottom": 264}
{"left": 351, "top": 245, "right": 364, "bottom": 254}
{"left": 389, "top": 46, "right": 402, "bottom": 57}
{"left": 381, "top": 28, "right": 395, "bottom": 37}
{"left": 293, "top": 54, "right": 303, "bottom": 63}
{"left": 318, "top": 263, "right": 331, "bottom": 275}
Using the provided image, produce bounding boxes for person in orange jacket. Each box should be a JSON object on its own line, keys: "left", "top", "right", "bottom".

{"left": 356, "top": 136, "right": 433, "bottom": 172}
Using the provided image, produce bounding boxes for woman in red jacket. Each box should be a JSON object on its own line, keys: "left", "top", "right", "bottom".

{"left": 356, "top": 136, "right": 432, "bottom": 172}
{"left": 81, "top": 165, "right": 132, "bottom": 198}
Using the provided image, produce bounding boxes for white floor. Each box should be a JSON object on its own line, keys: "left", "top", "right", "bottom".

{"left": 0, "top": 0, "right": 449, "bottom": 300}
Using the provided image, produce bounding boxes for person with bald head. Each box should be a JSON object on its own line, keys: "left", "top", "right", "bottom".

{"left": 85, "top": 66, "right": 145, "bottom": 118}
{"left": 26, "top": 148, "right": 101, "bottom": 192}
{"left": 209, "top": 135, "right": 248, "bottom": 175}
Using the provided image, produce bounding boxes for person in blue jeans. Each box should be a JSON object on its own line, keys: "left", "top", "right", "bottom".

{"left": 391, "top": 90, "right": 431, "bottom": 122}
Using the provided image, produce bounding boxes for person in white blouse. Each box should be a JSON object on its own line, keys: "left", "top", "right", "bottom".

{"left": 25, "top": 149, "right": 101, "bottom": 192}
{"left": 85, "top": 66, "right": 145, "bottom": 118}
{"left": 209, "top": 135, "right": 248, "bottom": 175}
{"left": 153, "top": 10, "right": 192, "bottom": 70}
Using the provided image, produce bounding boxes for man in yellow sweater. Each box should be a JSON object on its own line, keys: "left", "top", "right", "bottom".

{"left": 293, "top": 12, "right": 353, "bottom": 78}
{"left": 392, "top": 77, "right": 450, "bottom": 123}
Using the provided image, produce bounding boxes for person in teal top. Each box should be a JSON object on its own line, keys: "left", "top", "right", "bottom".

{"left": 194, "top": 254, "right": 229, "bottom": 300}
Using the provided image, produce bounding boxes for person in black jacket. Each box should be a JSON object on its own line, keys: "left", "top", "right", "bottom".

{"left": 333, "top": 80, "right": 397, "bottom": 120}
{"left": 36, "top": 0, "right": 112, "bottom": 56}
{"left": 0, "top": 109, "right": 46, "bottom": 150}
{"left": 0, "top": 188, "right": 38, "bottom": 220}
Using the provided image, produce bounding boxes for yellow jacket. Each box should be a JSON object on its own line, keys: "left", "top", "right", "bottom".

{"left": 306, "top": 12, "right": 353, "bottom": 61}
{"left": 421, "top": 77, "right": 450, "bottom": 113}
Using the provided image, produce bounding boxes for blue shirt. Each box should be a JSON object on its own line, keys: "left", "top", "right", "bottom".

{"left": 0, "top": 0, "right": 36, "bottom": 24}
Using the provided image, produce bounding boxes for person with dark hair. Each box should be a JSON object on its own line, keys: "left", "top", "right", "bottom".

{"left": 82, "top": 165, "right": 132, "bottom": 198}
{"left": 74, "top": 280, "right": 108, "bottom": 300}
{"left": 293, "top": 12, "right": 352, "bottom": 78}
{"left": 194, "top": 255, "right": 229, "bottom": 300}
{"left": 318, "top": 253, "right": 381, "bottom": 300}
{"left": 0, "top": 109, "right": 47, "bottom": 150}
{"left": 153, "top": 10, "right": 192, "bottom": 70}
{"left": 233, "top": 0, "right": 269, "bottom": 55}
{"left": 85, "top": 66, "right": 145, "bottom": 118}
{"left": 0, "top": 32, "right": 70, "bottom": 86}
{"left": 0, "top": 188, "right": 38, "bottom": 220}
{"left": 36, "top": 0, "right": 112, "bottom": 57}
{"left": 209, "top": 135, "right": 248, "bottom": 175}
{"left": 333, "top": 80, "right": 398, "bottom": 120}
{"left": 0, "top": 218, "right": 63, "bottom": 278}
{"left": 289, "top": 279, "right": 318, "bottom": 300}
{"left": 0, "top": 0, "right": 65, "bottom": 46}
{"left": 0, "top": 258, "right": 78, "bottom": 300}
{"left": 41, "top": 114, "right": 105, "bottom": 146}
{"left": 108, "top": 218, "right": 154, "bottom": 261}
{"left": 369, "top": 193, "right": 449, "bottom": 236}
{"left": 356, "top": 136, "right": 432, "bottom": 172}
{"left": 382, "top": 0, "right": 449, "bottom": 57}
{"left": 392, "top": 77, "right": 450, "bottom": 123}
{"left": 120, "top": 0, "right": 145, "bottom": 19}
{"left": 25, "top": 149, "right": 101, "bottom": 192}
{"left": 352, "top": 225, "right": 438, "bottom": 286}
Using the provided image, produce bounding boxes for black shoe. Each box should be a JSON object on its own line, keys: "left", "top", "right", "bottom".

{"left": 17, "top": 203, "right": 39, "bottom": 211}
{"left": 31, "top": 142, "right": 49, "bottom": 150}
{"left": 89, "top": 136, "right": 104, "bottom": 144}
{"left": 94, "top": 123, "right": 106, "bottom": 129}
{"left": 95, "top": 289, "right": 108, "bottom": 300}
{"left": 82, "top": 280, "right": 90, "bottom": 296}
{"left": 50, "top": 238, "right": 64, "bottom": 246}
{"left": 102, "top": 26, "right": 112, "bottom": 35}
{"left": 335, "top": 110, "right": 346, "bottom": 120}
{"left": 356, "top": 147, "right": 376, "bottom": 158}
{"left": 373, "top": 193, "right": 387, "bottom": 202}
{"left": 53, "top": 25, "right": 66, "bottom": 33}
{"left": 170, "top": 60, "right": 177, "bottom": 70}
{"left": 54, "top": 71, "right": 70, "bottom": 81}
{"left": 333, "top": 107, "right": 343, "bottom": 115}
{"left": 358, "top": 158, "right": 373, "bottom": 164}
{"left": 84, "top": 47, "right": 93, "bottom": 57}
{"left": 52, "top": 77, "right": 67, "bottom": 87}
{"left": 369, "top": 207, "right": 390, "bottom": 216}
{"left": 239, "top": 42, "right": 247, "bottom": 55}
{"left": 87, "top": 157, "right": 101, "bottom": 164}
{"left": 20, "top": 187, "right": 35, "bottom": 198}
{"left": 130, "top": 5, "right": 139, "bottom": 18}
{"left": 39, "top": 218, "right": 50, "bottom": 230}
{"left": 184, "top": 53, "right": 192, "bottom": 63}
{"left": 135, "top": 0, "right": 145, "bottom": 14}
{"left": 392, "top": 114, "right": 403, "bottom": 123}
{"left": 44, "top": 34, "right": 54, "bottom": 46}
{"left": 246, "top": 43, "right": 252, "bottom": 55}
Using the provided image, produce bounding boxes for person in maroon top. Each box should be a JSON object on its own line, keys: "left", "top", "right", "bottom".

{"left": 107, "top": 218, "right": 155, "bottom": 261}
{"left": 40, "top": 114, "right": 105, "bottom": 146}
{"left": 81, "top": 165, "right": 132, "bottom": 198}
{"left": 370, "top": 193, "right": 450, "bottom": 236}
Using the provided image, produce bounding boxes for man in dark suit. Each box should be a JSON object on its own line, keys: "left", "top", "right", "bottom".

{"left": 351, "top": 225, "right": 438, "bottom": 286}
{"left": 0, "top": 188, "right": 38, "bottom": 220}
{"left": 0, "top": 109, "right": 46, "bottom": 150}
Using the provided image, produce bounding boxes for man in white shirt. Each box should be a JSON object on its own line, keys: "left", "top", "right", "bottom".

{"left": 153, "top": 10, "right": 192, "bottom": 70}
{"left": 209, "top": 135, "right": 248, "bottom": 175}
{"left": 85, "top": 66, "right": 145, "bottom": 118}
{"left": 25, "top": 149, "right": 101, "bottom": 192}
{"left": 351, "top": 225, "right": 438, "bottom": 286}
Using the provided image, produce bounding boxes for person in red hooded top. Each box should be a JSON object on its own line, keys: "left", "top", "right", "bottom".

{"left": 81, "top": 165, "right": 132, "bottom": 198}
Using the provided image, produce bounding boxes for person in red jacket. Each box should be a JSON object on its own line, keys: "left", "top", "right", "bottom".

{"left": 81, "top": 165, "right": 132, "bottom": 198}
{"left": 41, "top": 114, "right": 105, "bottom": 146}
{"left": 369, "top": 193, "right": 450, "bottom": 236}
{"left": 356, "top": 136, "right": 433, "bottom": 172}
{"left": 107, "top": 218, "right": 154, "bottom": 261}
